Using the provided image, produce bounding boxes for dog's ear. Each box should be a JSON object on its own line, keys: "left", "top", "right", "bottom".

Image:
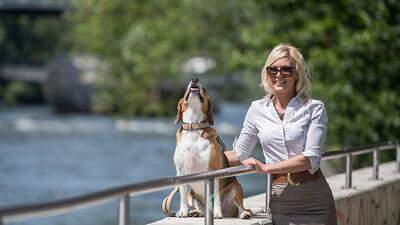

{"left": 175, "top": 98, "right": 183, "bottom": 124}
{"left": 207, "top": 99, "right": 214, "bottom": 125}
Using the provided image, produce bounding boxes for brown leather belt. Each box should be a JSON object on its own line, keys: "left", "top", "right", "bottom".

{"left": 272, "top": 169, "right": 323, "bottom": 186}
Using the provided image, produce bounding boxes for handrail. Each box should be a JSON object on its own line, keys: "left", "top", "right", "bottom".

{"left": 322, "top": 140, "right": 398, "bottom": 159}
{"left": 322, "top": 140, "right": 399, "bottom": 189}
{"left": 0, "top": 165, "right": 256, "bottom": 224}
{"left": 0, "top": 140, "right": 399, "bottom": 225}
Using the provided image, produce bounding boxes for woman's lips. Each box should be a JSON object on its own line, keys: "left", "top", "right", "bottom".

{"left": 274, "top": 79, "right": 287, "bottom": 86}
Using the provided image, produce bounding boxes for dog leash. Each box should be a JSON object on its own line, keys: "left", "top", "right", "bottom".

{"left": 162, "top": 186, "right": 179, "bottom": 217}
{"left": 216, "top": 135, "right": 227, "bottom": 151}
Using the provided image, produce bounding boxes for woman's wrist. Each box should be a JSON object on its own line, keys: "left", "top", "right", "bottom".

{"left": 260, "top": 163, "right": 270, "bottom": 173}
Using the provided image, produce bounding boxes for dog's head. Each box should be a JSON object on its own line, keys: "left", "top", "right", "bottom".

{"left": 175, "top": 77, "right": 214, "bottom": 125}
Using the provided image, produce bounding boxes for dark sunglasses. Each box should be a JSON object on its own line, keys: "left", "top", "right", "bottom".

{"left": 266, "top": 66, "right": 294, "bottom": 78}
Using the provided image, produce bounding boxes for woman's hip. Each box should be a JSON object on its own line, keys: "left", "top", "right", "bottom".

{"left": 269, "top": 174, "right": 337, "bottom": 225}
{"left": 270, "top": 173, "right": 336, "bottom": 213}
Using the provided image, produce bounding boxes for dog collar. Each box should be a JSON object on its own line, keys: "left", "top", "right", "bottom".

{"left": 181, "top": 122, "right": 210, "bottom": 130}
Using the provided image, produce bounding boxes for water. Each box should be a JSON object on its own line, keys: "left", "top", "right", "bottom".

{"left": 0, "top": 103, "right": 265, "bottom": 225}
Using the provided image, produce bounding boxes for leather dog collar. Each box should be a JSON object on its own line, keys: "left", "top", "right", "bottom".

{"left": 181, "top": 122, "right": 210, "bottom": 130}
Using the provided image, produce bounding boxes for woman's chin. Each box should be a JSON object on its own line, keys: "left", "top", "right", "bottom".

{"left": 273, "top": 85, "right": 287, "bottom": 92}
{"left": 273, "top": 87, "right": 296, "bottom": 96}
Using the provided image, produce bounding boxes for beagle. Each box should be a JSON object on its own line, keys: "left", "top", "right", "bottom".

{"left": 162, "top": 78, "right": 251, "bottom": 219}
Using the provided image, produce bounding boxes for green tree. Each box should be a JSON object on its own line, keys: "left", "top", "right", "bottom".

{"left": 255, "top": 0, "right": 400, "bottom": 147}
{"left": 67, "top": 0, "right": 263, "bottom": 115}
{"left": 67, "top": 0, "right": 399, "bottom": 148}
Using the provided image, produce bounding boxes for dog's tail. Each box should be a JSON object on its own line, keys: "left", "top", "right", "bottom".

{"left": 162, "top": 186, "right": 179, "bottom": 217}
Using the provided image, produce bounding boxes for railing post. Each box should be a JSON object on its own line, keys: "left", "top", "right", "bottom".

{"left": 345, "top": 154, "right": 353, "bottom": 188}
{"left": 204, "top": 179, "right": 214, "bottom": 225}
{"left": 204, "top": 178, "right": 214, "bottom": 225}
{"left": 397, "top": 144, "right": 400, "bottom": 172}
{"left": 265, "top": 174, "right": 272, "bottom": 215}
{"left": 118, "top": 194, "right": 130, "bottom": 225}
{"left": 372, "top": 147, "right": 379, "bottom": 180}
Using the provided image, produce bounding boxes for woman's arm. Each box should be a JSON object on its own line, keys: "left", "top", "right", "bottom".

{"left": 224, "top": 150, "right": 241, "bottom": 167}
{"left": 242, "top": 155, "right": 311, "bottom": 174}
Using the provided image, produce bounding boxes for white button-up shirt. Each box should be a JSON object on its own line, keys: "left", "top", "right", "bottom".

{"left": 235, "top": 95, "right": 328, "bottom": 174}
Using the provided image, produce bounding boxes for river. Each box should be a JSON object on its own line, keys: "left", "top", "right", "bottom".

{"left": 0, "top": 102, "right": 266, "bottom": 225}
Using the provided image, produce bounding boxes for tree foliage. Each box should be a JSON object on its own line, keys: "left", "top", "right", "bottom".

{"left": 58, "top": 0, "right": 400, "bottom": 147}
{"left": 256, "top": 0, "right": 400, "bottom": 147}
{"left": 0, "top": 15, "right": 66, "bottom": 64}
{"left": 67, "top": 0, "right": 265, "bottom": 116}
{"left": 0, "top": 0, "right": 397, "bottom": 148}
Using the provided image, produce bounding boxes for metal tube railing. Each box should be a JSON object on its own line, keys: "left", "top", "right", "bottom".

{"left": 372, "top": 147, "right": 380, "bottom": 180}
{"left": 397, "top": 144, "right": 400, "bottom": 172}
{"left": 345, "top": 154, "right": 352, "bottom": 188}
{"left": 204, "top": 179, "right": 214, "bottom": 225}
{"left": 118, "top": 194, "right": 129, "bottom": 225}
{"left": 265, "top": 174, "right": 272, "bottom": 215}
{"left": 0, "top": 165, "right": 256, "bottom": 224}
{"left": 0, "top": 141, "right": 398, "bottom": 225}
{"left": 323, "top": 142, "right": 398, "bottom": 190}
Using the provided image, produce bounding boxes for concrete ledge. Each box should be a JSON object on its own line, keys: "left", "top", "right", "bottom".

{"left": 147, "top": 216, "right": 271, "bottom": 225}
{"left": 148, "top": 161, "right": 400, "bottom": 225}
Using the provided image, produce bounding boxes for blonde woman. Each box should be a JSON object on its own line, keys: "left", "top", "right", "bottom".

{"left": 226, "top": 44, "right": 337, "bottom": 225}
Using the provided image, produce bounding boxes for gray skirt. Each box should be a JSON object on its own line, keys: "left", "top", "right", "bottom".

{"left": 270, "top": 175, "right": 337, "bottom": 225}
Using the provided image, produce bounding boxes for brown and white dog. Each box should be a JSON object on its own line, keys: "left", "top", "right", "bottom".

{"left": 165, "top": 77, "right": 251, "bottom": 219}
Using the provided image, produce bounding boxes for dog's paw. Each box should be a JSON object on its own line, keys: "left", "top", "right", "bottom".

{"left": 239, "top": 210, "right": 252, "bottom": 219}
{"left": 188, "top": 209, "right": 204, "bottom": 217}
{"left": 176, "top": 209, "right": 189, "bottom": 217}
{"left": 214, "top": 210, "right": 223, "bottom": 219}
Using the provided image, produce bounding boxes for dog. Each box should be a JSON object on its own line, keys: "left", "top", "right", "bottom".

{"left": 162, "top": 77, "right": 252, "bottom": 219}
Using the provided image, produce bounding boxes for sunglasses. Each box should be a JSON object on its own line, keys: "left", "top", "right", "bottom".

{"left": 266, "top": 66, "right": 294, "bottom": 78}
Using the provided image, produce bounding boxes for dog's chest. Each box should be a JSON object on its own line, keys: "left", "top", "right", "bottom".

{"left": 174, "top": 130, "right": 212, "bottom": 174}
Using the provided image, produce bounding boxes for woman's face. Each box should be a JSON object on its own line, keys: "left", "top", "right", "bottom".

{"left": 267, "top": 57, "right": 297, "bottom": 96}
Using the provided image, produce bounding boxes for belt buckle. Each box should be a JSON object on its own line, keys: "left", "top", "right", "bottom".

{"left": 287, "top": 173, "right": 301, "bottom": 186}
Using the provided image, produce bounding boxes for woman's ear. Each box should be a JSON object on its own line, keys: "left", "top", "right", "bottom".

{"left": 207, "top": 99, "right": 214, "bottom": 125}
{"left": 175, "top": 98, "right": 183, "bottom": 124}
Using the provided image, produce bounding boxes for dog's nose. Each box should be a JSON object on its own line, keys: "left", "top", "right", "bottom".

{"left": 192, "top": 77, "right": 199, "bottom": 83}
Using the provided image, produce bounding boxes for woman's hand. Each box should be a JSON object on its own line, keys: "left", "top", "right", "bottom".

{"left": 242, "top": 157, "right": 264, "bottom": 172}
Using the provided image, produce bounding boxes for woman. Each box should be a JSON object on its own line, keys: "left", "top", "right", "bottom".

{"left": 225, "top": 44, "right": 337, "bottom": 225}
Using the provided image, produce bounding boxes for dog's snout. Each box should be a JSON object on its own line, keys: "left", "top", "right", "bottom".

{"left": 192, "top": 77, "right": 199, "bottom": 83}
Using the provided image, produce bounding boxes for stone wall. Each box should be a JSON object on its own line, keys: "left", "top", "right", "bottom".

{"left": 335, "top": 180, "right": 400, "bottom": 225}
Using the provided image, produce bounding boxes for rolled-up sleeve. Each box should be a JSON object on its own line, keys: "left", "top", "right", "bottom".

{"left": 235, "top": 102, "right": 259, "bottom": 162}
{"left": 301, "top": 102, "right": 328, "bottom": 174}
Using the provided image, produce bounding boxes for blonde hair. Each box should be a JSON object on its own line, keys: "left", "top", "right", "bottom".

{"left": 260, "top": 43, "right": 311, "bottom": 101}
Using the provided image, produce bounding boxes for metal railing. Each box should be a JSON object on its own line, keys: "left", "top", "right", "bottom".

{"left": 323, "top": 141, "right": 399, "bottom": 189}
{"left": 0, "top": 141, "right": 399, "bottom": 225}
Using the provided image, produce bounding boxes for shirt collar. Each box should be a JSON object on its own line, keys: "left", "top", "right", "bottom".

{"left": 290, "top": 94, "right": 304, "bottom": 107}
{"left": 264, "top": 94, "right": 303, "bottom": 107}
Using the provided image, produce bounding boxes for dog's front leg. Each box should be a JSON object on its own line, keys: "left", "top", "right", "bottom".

{"left": 213, "top": 179, "right": 223, "bottom": 218}
{"left": 176, "top": 184, "right": 189, "bottom": 217}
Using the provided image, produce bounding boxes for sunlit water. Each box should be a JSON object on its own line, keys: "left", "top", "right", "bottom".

{"left": 0, "top": 103, "right": 266, "bottom": 225}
